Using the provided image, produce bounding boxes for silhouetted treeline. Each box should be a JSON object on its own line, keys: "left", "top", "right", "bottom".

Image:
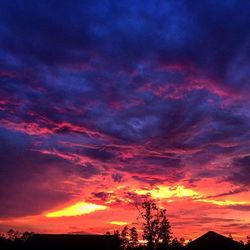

{"left": 0, "top": 230, "right": 34, "bottom": 250}
{"left": 1, "top": 229, "right": 250, "bottom": 250}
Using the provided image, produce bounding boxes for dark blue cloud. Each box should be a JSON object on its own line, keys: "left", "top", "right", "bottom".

{"left": 91, "top": 191, "right": 110, "bottom": 201}
{"left": 111, "top": 173, "right": 123, "bottom": 183}
{"left": 229, "top": 155, "right": 250, "bottom": 186}
{"left": 0, "top": 0, "right": 249, "bottom": 76}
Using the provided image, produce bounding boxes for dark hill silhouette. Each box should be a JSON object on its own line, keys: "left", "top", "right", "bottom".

{"left": 25, "top": 234, "right": 120, "bottom": 250}
{"left": 0, "top": 237, "right": 23, "bottom": 250}
{"left": 185, "top": 231, "right": 244, "bottom": 250}
{"left": 245, "top": 244, "right": 250, "bottom": 250}
{"left": 0, "top": 237, "right": 13, "bottom": 249}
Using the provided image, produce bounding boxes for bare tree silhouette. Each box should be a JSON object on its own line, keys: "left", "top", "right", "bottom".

{"left": 121, "top": 226, "right": 130, "bottom": 249}
{"left": 136, "top": 200, "right": 172, "bottom": 250}
{"left": 129, "top": 227, "right": 139, "bottom": 249}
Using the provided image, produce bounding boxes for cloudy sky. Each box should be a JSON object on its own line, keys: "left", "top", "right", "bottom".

{"left": 0, "top": 0, "right": 250, "bottom": 241}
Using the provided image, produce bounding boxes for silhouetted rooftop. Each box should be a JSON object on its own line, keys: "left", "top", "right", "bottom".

{"left": 185, "top": 231, "right": 244, "bottom": 250}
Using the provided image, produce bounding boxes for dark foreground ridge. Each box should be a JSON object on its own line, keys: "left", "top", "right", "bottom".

{"left": 185, "top": 231, "right": 244, "bottom": 250}
{"left": 0, "top": 234, "right": 120, "bottom": 250}
{"left": 27, "top": 234, "right": 120, "bottom": 250}
{"left": 1, "top": 231, "right": 250, "bottom": 250}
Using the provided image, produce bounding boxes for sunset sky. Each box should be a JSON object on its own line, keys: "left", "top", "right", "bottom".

{"left": 0, "top": 0, "right": 250, "bottom": 242}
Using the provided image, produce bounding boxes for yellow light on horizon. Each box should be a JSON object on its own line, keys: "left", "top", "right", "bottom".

{"left": 46, "top": 202, "right": 107, "bottom": 218}
{"left": 134, "top": 185, "right": 249, "bottom": 208}
{"left": 196, "top": 199, "right": 248, "bottom": 206}
{"left": 110, "top": 221, "right": 128, "bottom": 226}
{"left": 135, "top": 185, "right": 201, "bottom": 199}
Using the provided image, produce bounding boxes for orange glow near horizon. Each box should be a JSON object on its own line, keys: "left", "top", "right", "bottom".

{"left": 0, "top": 182, "right": 250, "bottom": 242}
{"left": 46, "top": 202, "right": 107, "bottom": 218}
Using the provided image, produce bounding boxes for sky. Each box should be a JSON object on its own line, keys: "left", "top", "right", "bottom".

{"left": 0, "top": 0, "right": 250, "bottom": 242}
